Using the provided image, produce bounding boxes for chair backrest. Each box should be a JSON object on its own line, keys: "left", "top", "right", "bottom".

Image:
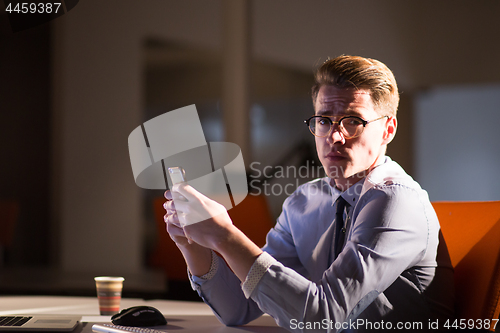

{"left": 432, "top": 201, "right": 500, "bottom": 330}
{"left": 151, "top": 196, "right": 191, "bottom": 281}
{"left": 226, "top": 194, "right": 274, "bottom": 248}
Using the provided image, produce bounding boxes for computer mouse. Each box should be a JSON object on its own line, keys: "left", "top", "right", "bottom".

{"left": 111, "top": 306, "right": 167, "bottom": 327}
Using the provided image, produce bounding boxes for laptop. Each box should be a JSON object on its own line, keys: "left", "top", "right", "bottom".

{"left": 0, "top": 315, "right": 81, "bottom": 331}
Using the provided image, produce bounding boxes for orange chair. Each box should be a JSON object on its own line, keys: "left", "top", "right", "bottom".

{"left": 150, "top": 194, "right": 274, "bottom": 281}
{"left": 150, "top": 197, "right": 191, "bottom": 281}
{"left": 432, "top": 201, "right": 500, "bottom": 331}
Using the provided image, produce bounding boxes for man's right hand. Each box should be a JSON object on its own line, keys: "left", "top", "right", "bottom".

{"left": 164, "top": 190, "right": 191, "bottom": 246}
{"left": 163, "top": 190, "right": 212, "bottom": 277}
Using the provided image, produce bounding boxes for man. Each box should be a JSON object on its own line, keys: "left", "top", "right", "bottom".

{"left": 164, "top": 55, "right": 455, "bottom": 332}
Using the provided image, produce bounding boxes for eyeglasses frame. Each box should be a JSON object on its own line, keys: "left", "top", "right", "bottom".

{"left": 304, "top": 114, "right": 389, "bottom": 139}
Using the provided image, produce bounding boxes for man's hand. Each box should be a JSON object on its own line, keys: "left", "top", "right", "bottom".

{"left": 163, "top": 190, "right": 212, "bottom": 277}
{"left": 171, "top": 183, "right": 234, "bottom": 251}
{"left": 164, "top": 190, "right": 191, "bottom": 246}
{"left": 170, "top": 183, "right": 263, "bottom": 282}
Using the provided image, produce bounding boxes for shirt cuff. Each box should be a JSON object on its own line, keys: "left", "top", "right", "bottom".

{"left": 198, "top": 250, "right": 219, "bottom": 280}
{"left": 241, "top": 251, "right": 276, "bottom": 299}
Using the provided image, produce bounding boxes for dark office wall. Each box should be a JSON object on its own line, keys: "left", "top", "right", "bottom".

{"left": 0, "top": 16, "right": 51, "bottom": 266}
{"left": 2, "top": 0, "right": 500, "bottom": 272}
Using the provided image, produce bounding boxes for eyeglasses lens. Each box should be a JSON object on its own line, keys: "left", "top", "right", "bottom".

{"left": 340, "top": 117, "right": 363, "bottom": 138}
{"left": 309, "top": 116, "right": 363, "bottom": 138}
{"left": 311, "top": 117, "right": 331, "bottom": 137}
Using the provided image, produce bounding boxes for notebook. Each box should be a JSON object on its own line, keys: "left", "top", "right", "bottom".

{"left": 0, "top": 315, "right": 81, "bottom": 331}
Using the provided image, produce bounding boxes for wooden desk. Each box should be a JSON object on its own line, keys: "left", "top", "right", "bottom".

{"left": 0, "top": 296, "right": 287, "bottom": 333}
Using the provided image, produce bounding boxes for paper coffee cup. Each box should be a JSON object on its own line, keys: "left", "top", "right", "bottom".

{"left": 94, "top": 276, "right": 124, "bottom": 315}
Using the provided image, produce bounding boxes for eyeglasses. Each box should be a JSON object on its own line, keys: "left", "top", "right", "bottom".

{"left": 304, "top": 115, "right": 388, "bottom": 139}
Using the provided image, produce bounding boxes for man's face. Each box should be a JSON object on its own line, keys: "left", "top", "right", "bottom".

{"left": 314, "top": 85, "right": 395, "bottom": 189}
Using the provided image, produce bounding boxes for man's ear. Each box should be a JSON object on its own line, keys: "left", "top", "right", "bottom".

{"left": 382, "top": 116, "right": 397, "bottom": 145}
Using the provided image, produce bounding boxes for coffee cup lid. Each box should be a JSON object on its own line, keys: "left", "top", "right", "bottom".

{"left": 94, "top": 276, "right": 125, "bottom": 282}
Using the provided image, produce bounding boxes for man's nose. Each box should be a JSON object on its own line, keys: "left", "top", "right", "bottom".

{"left": 327, "top": 125, "right": 345, "bottom": 144}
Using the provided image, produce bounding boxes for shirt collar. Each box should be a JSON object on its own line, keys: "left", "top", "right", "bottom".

{"left": 326, "top": 156, "right": 392, "bottom": 207}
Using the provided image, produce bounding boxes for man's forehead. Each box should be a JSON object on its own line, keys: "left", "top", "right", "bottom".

{"left": 316, "top": 88, "right": 372, "bottom": 105}
{"left": 314, "top": 87, "right": 375, "bottom": 116}
{"left": 316, "top": 108, "right": 362, "bottom": 116}
{"left": 318, "top": 86, "right": 371, "bottom": 96}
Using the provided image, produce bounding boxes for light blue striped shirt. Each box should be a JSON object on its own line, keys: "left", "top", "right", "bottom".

{"left": 190, "top": 157, "right": 455, "bottom": 332}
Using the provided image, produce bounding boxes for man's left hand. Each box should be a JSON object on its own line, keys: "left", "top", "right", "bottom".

{"left": 172, "top": 183, "right": 235, "bottom": 251}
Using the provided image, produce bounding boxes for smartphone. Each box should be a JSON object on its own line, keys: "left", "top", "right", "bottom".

{"left": 168, "top": 167, "right": 186, "bottom": 185}
{"left": 167, "top": 167, "right": 188, "bottom": 229}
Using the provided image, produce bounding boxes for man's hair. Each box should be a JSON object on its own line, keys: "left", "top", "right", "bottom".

{"left": 311, "top": 55, "right": 399, "bottom": 117}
